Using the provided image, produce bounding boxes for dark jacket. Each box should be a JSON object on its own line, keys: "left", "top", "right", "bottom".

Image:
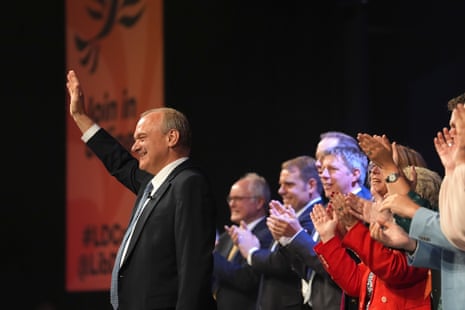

{"left": 213, "top": 218, "right": 273, "bottom": 310}
{"left": 251, "top": 204, "right": 317, "bottom": 310}
{"left": 88, "top": 128, "right": 217, "bottom": 310}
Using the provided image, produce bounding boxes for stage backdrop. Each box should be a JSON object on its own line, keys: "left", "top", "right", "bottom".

{"left": 65, "top": 0, "right": 164, "bottom": 291}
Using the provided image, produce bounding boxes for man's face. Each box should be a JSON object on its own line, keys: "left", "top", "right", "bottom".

{"left": 227, "top": 179, "right": 262, "bottom": 224}
{"left": 277, "top": 167, "right": 311, "bottom": 211}
{"left": 319, "top": 154, "right": 356, "bottom": 197}
{"left": 315, "top": 137, "right": 339, "bottom": 173}
{"left": 131, "top": 112, "right": 170, "bottom": 175}
{"left": 449, "top": 108, "right": 459, "bottom": 137}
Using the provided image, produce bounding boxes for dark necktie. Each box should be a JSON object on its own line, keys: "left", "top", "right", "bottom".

{"left": 110, "top": 182, "right": 154, "bottom": 309}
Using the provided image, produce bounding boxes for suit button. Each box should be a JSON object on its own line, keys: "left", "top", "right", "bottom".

{"left": 381, "top": 296, "right": 387, "bottom": 303}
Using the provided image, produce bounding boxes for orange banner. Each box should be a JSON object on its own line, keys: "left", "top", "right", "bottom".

{"left": 65, "top": 0, "right": 164, "bottom": 291}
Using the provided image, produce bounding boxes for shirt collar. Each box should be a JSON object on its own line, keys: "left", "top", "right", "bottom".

{"left": 149, "top": 157, "right": 189, "bottom": 194}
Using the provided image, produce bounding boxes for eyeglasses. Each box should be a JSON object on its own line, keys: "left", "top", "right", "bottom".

{"left": 226, "top": 196, "right": 258, "bottom": 204}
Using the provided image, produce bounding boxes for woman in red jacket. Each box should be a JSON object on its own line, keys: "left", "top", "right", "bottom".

{"left": 310, "top": 198, "right": 431, "bottom": 310}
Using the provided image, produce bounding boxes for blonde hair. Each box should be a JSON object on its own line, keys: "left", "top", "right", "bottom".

{"left": 403, "top": 166, "right": 442, "bottom": 210}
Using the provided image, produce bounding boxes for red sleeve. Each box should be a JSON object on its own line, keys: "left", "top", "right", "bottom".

{"left": 314, "top": 236, "right": 365, "bottom": 297}
{"left": 342, "top": 222, "right": 428, "bottom": 286}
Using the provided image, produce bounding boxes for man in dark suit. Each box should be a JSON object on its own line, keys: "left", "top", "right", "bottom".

{"left": 66, "top": 70, "right": 217, "bottom": 310}
{"left": 266, "top": 201, "right": 343, "bottom": 310}
{"left": 213, "top": 172, "right": 273, "bottom": 310}
{"left": 318, "top": 146, "right": 372, "bottom": 310}
{"left": 231, "top": 156, "right": 327, "bottom": 310}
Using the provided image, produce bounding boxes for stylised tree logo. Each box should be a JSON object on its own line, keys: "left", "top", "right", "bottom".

{"left": 73, "top": 0, "right": 145, "bottom": 73}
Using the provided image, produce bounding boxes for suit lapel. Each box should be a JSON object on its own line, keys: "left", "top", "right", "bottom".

{"left": 126, "top": 159, "right": 192, "bottom": 250}
{"left": 123, "top": 180, "right": 171, "bottom": 265}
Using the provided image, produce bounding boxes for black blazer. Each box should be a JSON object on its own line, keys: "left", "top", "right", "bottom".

{"left": 251, "top": 205, "right": 316, "bottom": 310}
{"left": 213, "top": 218, "right": 273, "bottom": 310}
{"left": 284, "top": 230, "right": 342, "bottom": 310}
{"left": 88, "top": 128, "right": 217, "bottom": 310}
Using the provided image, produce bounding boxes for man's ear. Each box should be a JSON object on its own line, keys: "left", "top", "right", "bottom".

{"left": 167, "top": 129, "right": 180, "bottom": 147}
{"left": 352, "top": 168, "right": 361, "bottom": 183}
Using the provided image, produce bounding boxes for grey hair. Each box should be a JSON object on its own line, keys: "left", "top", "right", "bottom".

{"left": 321, "top": 146, "right": 368, "bottom": 186}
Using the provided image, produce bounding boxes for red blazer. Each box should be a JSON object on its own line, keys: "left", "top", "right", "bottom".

{"left": 314, "top": 221, "right": 431, "bottom": 309}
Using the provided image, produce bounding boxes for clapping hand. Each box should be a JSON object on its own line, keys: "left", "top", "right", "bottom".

{"left": 267, "top": 200, "right": 301, "bottom": 240}
{"left": 370, "top": 216, "right": 416, "bottom": 252}
{"left": 329, "top": 192, "right": 359, "bottom": 234}
{"left": 434, "top": 127, "right": 457, "bottom": 173}
{"left": 346, "top": 192, "right": 373, "bottom": 224}
{"left": 378, "top": 193, "right": 419, "bottom": 219}
{"left": 357, "top": 133, "right": 394, "bottom": 169}
{"left": 310, "top": 203, "right": 337, "bottom": 243}
{"left": 226, "top": 221, "right": 260, "bottom": 259}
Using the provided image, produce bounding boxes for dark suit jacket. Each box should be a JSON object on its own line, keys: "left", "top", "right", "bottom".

{"left": 88, "top": 128, "right": 217, "bottom": 310}
{"left": 251, "top": 204, "right": 317, "bottom": 310}
{"left": 213, "top": 218, "right": 273, "bottom": 310}
{"left": 284, "top": 230, "right": 342, "bottom": 310}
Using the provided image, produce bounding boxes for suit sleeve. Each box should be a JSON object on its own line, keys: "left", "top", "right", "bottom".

{"left": 250, "top": 210, "right": 315, "bottom": 279}
{"left": 407, "top": 241, "right": 442, "bottom": 270}
{"left": 410, "top": 207, "right": 459, "bottom": 251}
{"left": 314, "top": 236, "right": 364, "bottom": 297}
{"left": 250, "top": 247, "right": 299, "bottom": 278}
{"left": 86, "top": 128, "right": 151, "bottom": 193}
{"left": 284, "top": 230, "right": 328, "bottom": 275}
{"left": 213, "top": 223, "right": 272, "bottom": 292}
{"left": 174, "top": 172, "right": 217, "bottom": 310}
{"left": 213, "top": 252, "right": 262, "bottom": 291}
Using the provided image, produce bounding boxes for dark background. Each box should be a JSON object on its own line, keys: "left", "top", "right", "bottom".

{"left": 5, "top": 0, "right": 465, "bottom": 309}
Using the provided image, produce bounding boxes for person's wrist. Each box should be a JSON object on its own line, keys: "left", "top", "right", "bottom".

{"left": 319, "top": 232, "right": 335, "bottom": 243}
{"left": 288, "top": 223, "right": 302, "bottom": 237}
{"left": 383, "top": 162, "right": 403, "bottom": 176}
{"left": 345, "top": 220, "right": 359, "bottom": 231}
{"left": 290, "top": 228, "right": 303, "bottom": 240}
{"left": 405, "top": 239, "right": 417, "bottom": 254}
{"left": 402, "top": 198, "right": 420, "bottom": 218}
{"left": 408, "top": 203, "right": 420, "bottom": 218}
